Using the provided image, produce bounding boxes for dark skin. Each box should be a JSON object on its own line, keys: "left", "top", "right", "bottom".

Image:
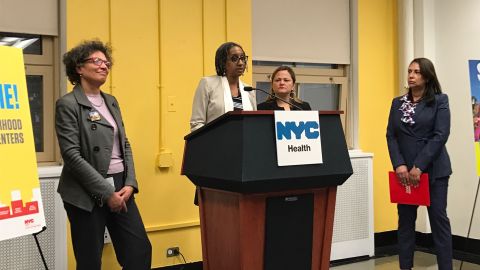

{"left": 396, "top": 62, "right": 424, "bottom": 188}
{"left": 224, "top": 46, "right": 247, "bottom": 97}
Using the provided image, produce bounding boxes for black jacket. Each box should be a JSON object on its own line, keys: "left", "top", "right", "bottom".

{"left": 257, "top": 99, "right": 311, "bottom": 110}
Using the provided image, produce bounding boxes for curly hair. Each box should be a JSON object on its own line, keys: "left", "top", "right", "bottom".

{"left": 215, "top": 42, "right": 245, "bottom": 76}
{"left": 63, "top": 40, "right": 113, "bottom": 84}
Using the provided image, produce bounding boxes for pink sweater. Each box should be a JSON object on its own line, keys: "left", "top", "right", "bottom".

{"left": 87, "top": 94, "right": 124, "bottom": 174}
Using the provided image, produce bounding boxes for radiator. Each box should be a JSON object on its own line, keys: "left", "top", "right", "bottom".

{"left": 331, "top": 152, "right": 375, "bottom": 260}
{"left": 0, "top": 167, "right": 67, "bottom": 270}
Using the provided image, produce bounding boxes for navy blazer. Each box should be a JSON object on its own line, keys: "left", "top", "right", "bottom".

{"left": 386, "top": 93, "right": 452, "bottom": 181}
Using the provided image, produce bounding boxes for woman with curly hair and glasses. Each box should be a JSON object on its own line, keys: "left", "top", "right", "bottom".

{"left": 386, "top": 58, "right": 452, "bottom": 270}
{"left": 56, "top": 40, "right": 151, "bottom": 270}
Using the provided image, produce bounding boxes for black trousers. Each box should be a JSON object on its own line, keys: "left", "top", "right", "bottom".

{"left": 397, "top": 176, "right": 452, "bottom": 270}
{"left": 64, "top": 172, "right": 152, "bottom": 270}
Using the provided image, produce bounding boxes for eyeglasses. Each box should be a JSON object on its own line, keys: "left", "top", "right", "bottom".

{"left": 229, "top": 55, "right": 248, "bottom": 63}
{"left": 83, "top": 57, "right": 112, "bottom": 69}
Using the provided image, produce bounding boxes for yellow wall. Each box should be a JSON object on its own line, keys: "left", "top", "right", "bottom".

{"left": 358, "top": 0, "right": 399, "bottom": 232}
{"left": 65, "top": 0, "right": 400, "bottom": 268}
{"left": 66, "top": 0, "right": 251, "bottom": 268}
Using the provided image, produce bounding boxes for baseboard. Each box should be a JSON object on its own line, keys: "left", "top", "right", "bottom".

{"left": 152, "top": 232, "right": 480, "bottom": 269}
{"left": 374, "top": 230, "right": 398, "bottom": 257}
{"left": 374, "top": 231, "right": 480, "bottom": 264}
{"left": 152, "top": 262, "right": 202, "bottom": 270}
{"left": 330, "top": 255, "right": 371, "bottom": 267}
{"left": 452, "top": 234, "right": 480, "bottom": 256}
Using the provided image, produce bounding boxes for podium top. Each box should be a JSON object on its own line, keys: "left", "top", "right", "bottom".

{"left": 185, "top": 110, "right": 344, "bottom": 140}
{"left": 182, "top": 110, "right": 352, "bottom": 193}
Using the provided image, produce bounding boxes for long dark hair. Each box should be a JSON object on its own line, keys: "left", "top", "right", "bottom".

{"left": 215, "top": 42, "right": 245, "bottom": 76}
{"left": 408, "top": 57, "right": 442, "bottom": 104}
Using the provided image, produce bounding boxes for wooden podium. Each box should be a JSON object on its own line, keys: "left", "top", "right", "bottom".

{"left": 182, "top": 111, "right": 352, "bottom": 270}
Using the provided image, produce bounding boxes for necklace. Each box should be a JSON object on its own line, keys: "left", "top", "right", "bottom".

{"left": 90, "top": 98, "right": 104, "bottom": 107}
{"left": 86, "top": 95, "right": 104, "bottom": 107}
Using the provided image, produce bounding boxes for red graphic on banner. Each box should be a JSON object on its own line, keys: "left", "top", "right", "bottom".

{"left": 0, "top": 190, "right": 40, "bottom": 220}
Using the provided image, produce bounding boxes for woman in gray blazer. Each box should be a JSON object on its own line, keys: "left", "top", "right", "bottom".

{"left": 386, "top": 58, "right": 452, "bottom": 270}
{"left": 190, "top": 41, "right": 256, "bottom": 131}
{"left": 55, "top": 40, "right": 151, "bottom": 270}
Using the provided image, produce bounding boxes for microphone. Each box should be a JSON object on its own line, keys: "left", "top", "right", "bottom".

{"left": 244, "top": 86, "right": 303, "bottom": 110}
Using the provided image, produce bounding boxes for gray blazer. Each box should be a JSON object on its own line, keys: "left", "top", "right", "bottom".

{"left": 55, "top": 85, "right": 138, "bottom": 211}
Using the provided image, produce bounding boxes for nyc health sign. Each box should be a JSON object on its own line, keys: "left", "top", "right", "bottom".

{"left": 274, "top": 111, "right": 323, "bottom": 166}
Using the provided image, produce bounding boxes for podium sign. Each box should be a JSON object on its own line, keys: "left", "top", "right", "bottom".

{"left": 274, "top": 111, "right": 323, "bottom": 166}
{"left": 0, "top": 46, "right": 46, "bottom": 241}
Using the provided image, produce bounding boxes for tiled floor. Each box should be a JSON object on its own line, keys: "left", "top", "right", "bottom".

{"left": 331, "top": 252, "right": 480, "bottom": 270}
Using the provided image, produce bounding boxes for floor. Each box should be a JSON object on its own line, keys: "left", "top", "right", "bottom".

{"left": 331, "top": 252, "right": 480, "bottom": 270}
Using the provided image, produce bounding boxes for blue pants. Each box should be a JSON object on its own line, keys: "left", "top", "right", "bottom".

{"left": 397, "top": 176, "right": 452, "bottom": 270}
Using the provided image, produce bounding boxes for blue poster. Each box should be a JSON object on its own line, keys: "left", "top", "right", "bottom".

{"left": 469, "top": 60, "right": 480, "bottom": 175}
{"left": 469, "top": 60, "right": 480, "bottom": 102}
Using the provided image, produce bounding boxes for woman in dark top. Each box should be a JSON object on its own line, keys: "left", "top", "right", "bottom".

{"left": 257, "top": 66, "right": 311, "bottom": 110}
{"left": 386, "top": 58, "right": 452, "bottom": 270}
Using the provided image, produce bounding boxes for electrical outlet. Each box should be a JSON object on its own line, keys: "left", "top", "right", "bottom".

{"left": 166, "top": 247, "right": 179, "bottom": 257}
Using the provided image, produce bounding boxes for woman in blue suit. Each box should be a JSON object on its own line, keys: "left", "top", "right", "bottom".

{"left": 386, "top": 58, "right": 452, "bottom": 270}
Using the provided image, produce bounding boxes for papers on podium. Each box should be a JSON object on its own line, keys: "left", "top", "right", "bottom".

{"left": 389, "top": 171, "right": 430, "bottom": 206}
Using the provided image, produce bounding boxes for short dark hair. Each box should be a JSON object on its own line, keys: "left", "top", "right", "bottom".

{"left": 215, "top": 42, "right": 244, "bottom": 76}
{"left": 63, "top": 40, "right": 113, "bottom": 84}
{"left": 409, "top": 57, "right": 442, "bottom": 104}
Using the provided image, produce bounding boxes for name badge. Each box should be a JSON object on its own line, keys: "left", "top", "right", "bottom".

{"left": 105, "top": 177, "right": 115, "bottom": 187}
{"left": 89, "top": 111, "right": 101, "bottom": 121}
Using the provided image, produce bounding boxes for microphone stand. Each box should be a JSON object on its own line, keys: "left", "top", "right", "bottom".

{"left": 244, "top": 86, "right": 303, "bottom": 110}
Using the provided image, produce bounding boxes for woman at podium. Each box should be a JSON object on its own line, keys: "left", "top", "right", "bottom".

{"left": 55, "top": 40, "right": 152, "bottom": 270}
{"left": 386, "top": 58, "right": 452, "bottom": 270}
{"left": 190, "top": 42, "right": 256, "bottom": 131}
{"left": 257, "top": 66, "right": 311, "bottom": 110}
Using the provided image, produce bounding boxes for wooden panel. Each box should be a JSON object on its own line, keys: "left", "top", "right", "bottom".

{"left": 200, "top": 188, "right": 241, "bottom": 270}
{"left": 199, "top": 187, "right": 337, "bottom": 270}
{"left": 239, "top": 194, "right": 265, "bottom": 269}
{"left": 320, "top": 187, "right": 337, "bottom": 269}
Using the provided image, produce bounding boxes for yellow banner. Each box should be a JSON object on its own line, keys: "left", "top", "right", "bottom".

{"left": 0, "top": 46, "right": 45, "bottom": 241}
